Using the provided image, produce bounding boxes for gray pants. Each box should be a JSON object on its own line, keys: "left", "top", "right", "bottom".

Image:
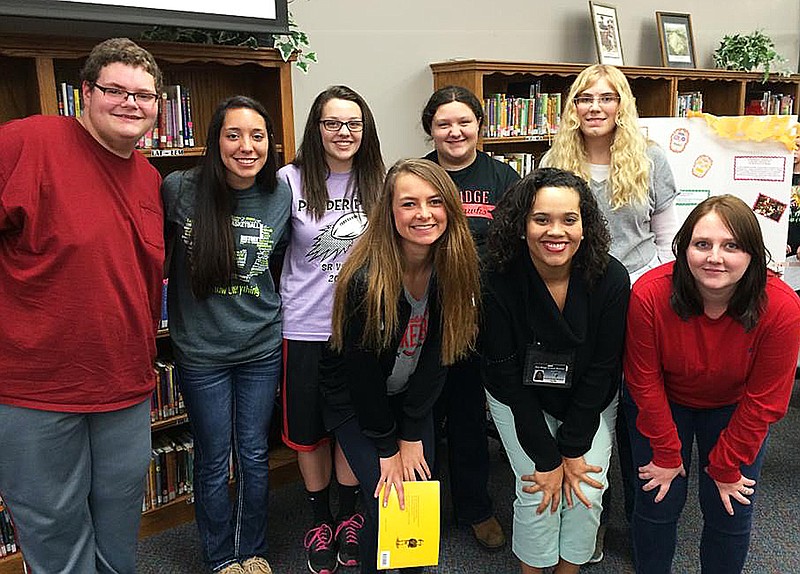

{"left": 0, "top": 400, "right": 151, "bottom": 574}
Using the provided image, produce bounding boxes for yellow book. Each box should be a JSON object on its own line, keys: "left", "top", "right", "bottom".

{"left": 377, "top": 480, "right": 440, "bottom": 570}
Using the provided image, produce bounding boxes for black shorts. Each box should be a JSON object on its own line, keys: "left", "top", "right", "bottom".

{"left": 281, "top": 339, "right": 331, "bottom": 451}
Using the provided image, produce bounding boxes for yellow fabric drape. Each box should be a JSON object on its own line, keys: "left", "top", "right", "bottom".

{"left": 687, "top": 111, "right": 797, "bottom": 151}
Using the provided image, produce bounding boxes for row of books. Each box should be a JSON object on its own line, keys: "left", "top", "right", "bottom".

{"left": 137, "top": 84, "right": 196, "bottom": 150}
{"left": 143, "top": 431, "right": 195, "bottom": 512}
{"left": 152, "top": 360, "right": 184, "bottom": 423}
{"left": 744, "top": 91, "right": 795, "bottom": 116}
{"left": 0, "top": 497, "right": 19, "bottom": 558}
{"left": 486, "top": 151, "right": 536, "bottom": 177}
{"left": 55, "top": 82, "right": 196, "bottom": 149}
{"left": 56, "top": 82, "right": 83, "bottom": 117}
{"left": 483, "top": 90, "right": 562, "bottom": 138}
{"left": 676, "top": 91, "right": 703, "bottom": 117}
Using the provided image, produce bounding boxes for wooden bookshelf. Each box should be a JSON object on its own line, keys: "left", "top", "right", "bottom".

{"left": 430, "top": 59, "right": 800, "bottom": 162}
{"left": 0, "top": 33, "right": 296, "bottom": 164}
{"left": 0, "top": 34, "right": 299, "bottom": 573}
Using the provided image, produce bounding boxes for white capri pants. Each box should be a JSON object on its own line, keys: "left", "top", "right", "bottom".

{"left": 486, "top": 391, "right": 617, "bottom": 568}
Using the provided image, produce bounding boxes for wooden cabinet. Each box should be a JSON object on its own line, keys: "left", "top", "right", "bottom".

{"left": 0, "top": 34, "right": 299, "bottom": 574}
{"left": 430, "top": 59, "right": 800, "bottom": 163}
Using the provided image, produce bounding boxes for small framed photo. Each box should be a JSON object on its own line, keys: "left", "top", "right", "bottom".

{"left": 589, "top": 1, "right": 624, "bottom": 66}
{"left": 656, "top": 12, "right": 697, "bottom": 68}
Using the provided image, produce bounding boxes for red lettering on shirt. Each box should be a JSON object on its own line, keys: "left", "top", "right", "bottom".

{"left": 462, "top": 203, "right": 496, "bottom": 219}
{"left": 399, "top": 313, "right": 428, "bottom": 356}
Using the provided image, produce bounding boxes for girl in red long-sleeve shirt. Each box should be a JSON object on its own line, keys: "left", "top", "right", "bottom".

{"left": 623, "top": 194, "right": 800, "bottom": 574}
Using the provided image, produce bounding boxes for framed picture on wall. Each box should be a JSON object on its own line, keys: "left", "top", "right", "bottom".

{"left": 656, "top": 12, "right": 697, "bottom": 68}
{"left": 589, "top": 1, "right": 624, "bottom": 66}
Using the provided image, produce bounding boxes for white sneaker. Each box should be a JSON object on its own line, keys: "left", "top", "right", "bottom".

{"left": 588, "top": 524, "right": 606, "bottom": 564}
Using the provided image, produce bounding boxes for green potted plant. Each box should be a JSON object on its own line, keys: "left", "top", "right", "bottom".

{"left": 712, "top": 30, "right": 788, "bottom": 82}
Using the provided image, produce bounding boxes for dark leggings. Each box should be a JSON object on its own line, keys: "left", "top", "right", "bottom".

{"left": 334, "top": 414, "right": 435, "bottom": 574}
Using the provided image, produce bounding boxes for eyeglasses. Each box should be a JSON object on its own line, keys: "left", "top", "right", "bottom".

{"left": 92, "top": 83, "right": 159, "bottom": 105}
{"left": 319, "top": 119, "right": 364, "bottom": 132}
{"left": 573, "top": 94, "right": 621, "bottom": 108}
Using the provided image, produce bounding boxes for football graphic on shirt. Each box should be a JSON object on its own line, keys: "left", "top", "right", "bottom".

{"left": 307, "top": 211, "right": 369, "bottom": 261}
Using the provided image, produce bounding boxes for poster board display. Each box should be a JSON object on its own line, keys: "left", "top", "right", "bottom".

{"left": 639, "top": 114, "right": 797, "bottom": 272}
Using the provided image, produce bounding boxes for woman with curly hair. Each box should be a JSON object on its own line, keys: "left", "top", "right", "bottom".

{"left": 319, "top": 158, "right": 480, "bottom": 573}
{"left": 481, "top": 168, "right": 630, "bottom": 574}
{"left": 542, "top": 65, "right": 679, "bottom": 557}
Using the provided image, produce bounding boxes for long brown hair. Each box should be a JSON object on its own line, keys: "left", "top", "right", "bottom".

{"left": 671, "top": 194, "right": 768, "bottom": 330}
{"left": 330, "top": 158, "right": 479, "bottom": 365}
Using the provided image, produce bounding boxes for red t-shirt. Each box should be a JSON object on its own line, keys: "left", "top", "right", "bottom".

{"left": 624, "top": 262, "right": 800, "bottom": 482}
{"left": 0, "top": 116, "right": 164, "bottom": 412}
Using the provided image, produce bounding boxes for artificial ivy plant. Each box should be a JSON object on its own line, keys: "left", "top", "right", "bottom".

{"left": 139, "top": 13, "right": 317, "bottom": 73}
{"left": 712, "top": 30, "right": 787, "bottom": 82}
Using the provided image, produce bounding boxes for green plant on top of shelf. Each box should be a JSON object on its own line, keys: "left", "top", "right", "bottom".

{"left": 139, "top": 12, "right": 316, "bottom": 73}
{"left": 712, "top": 30, "right": 788, "bottom": 82}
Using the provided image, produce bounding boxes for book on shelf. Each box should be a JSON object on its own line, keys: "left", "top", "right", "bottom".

{"left": 0, "top": 496, "right": 19, "bottom": 557}
{"left": 144, "top": 430, "right": 195, "bottom": 512}
{"left": 377, "top": 481, "right": 440, "bottom": 570}
{"left": 483, "top": 85, "right": 561, "bottom": 139}
{"left": 744, "top": 91, "right": 795, "bottom": 115}
{"left": 55, "top": 82, "right": 85, "bottom": 118}
{"left": 135, "top": 84, "right": 195, "bottom": 151}
{"left": 486, "top": 151, "right": 535, "bottom": 177}
{"left": 160, "top": 278, "right": 169, "bottom": 330}
{"left": 677, "top": 91, "right": 703, "bottom": 117}
{"left": 152, "top": 360, "right": 184, "bottom": 423}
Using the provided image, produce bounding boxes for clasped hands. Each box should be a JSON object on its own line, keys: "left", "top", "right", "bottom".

{"left": 638, "top": 460, "right": 755, "bottom": 515}
{"left": 374, "top": 439, "right": 430, "bottom": 510}
{"left": 521, "top": 456, "right": 603, "bottom": 515}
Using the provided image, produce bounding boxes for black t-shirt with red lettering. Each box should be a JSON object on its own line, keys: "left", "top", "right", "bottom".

{"left": 424, "top": 150, "right": 520, "bottom": 260}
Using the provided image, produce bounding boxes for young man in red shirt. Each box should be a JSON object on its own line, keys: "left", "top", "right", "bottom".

{"left": 0, "top": 38, "right": 164, "bottom": 573}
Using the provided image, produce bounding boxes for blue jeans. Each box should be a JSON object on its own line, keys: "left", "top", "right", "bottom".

{"left": 623, "top": 389, "right": 767, "bottom": 574}
{"left": 0, "top": 400, "right": 151, "bottom": 574}
{"left": 178, "top": 350, "right": 281, "bottom": 571}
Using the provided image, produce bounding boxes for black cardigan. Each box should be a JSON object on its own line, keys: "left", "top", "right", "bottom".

{"left": 319, "top": 269, "right": 445, "bottom": 458}
{"left": 481, "top": 254, "right": 630, "bottom": 472}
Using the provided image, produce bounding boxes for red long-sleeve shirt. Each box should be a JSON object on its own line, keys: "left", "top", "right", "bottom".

{"left": 624, "top": 263, "right": 800, "bottom": 483}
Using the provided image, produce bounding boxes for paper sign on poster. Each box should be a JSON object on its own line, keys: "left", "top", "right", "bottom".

{"left": 639, "top": 115, "right": 796, "bottom": 273}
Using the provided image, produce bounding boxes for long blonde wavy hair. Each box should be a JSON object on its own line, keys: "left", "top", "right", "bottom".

{"left": 330, "top": 158, "right": 479, "bottom": 366}
{"left": 542, "top": 64, "right": 650, "bottom": 208}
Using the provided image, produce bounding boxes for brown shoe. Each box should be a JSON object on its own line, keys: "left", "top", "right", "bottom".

{"left": 470, "top": 516, "right": 506, "bottom": 550}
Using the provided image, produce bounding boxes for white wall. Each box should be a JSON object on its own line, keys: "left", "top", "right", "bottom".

{"left": 288, "top": 0, "right": 800, "bottom": 164}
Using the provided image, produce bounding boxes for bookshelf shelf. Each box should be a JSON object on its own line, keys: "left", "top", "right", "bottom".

{"left": 151, "top": 413, "right": 189, "bottom": 432}
{"left": 0, "top": 34, "right": 299, "bottom": 572}
{"left": 0, "top": 553, "right": 22, "bottom": 574}
{"left": 430, "top": 59, "right": 800, "bottom": 165}
{"left": 483, "top": 135, "right": 556, "bottom": 145}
